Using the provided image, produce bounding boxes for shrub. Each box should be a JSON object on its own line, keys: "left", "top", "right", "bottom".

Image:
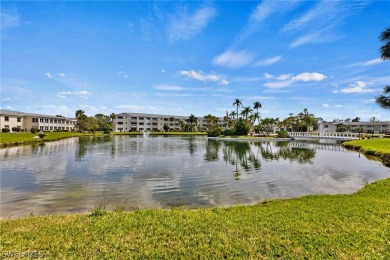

{"left": 277, "top": 131, "right": 290, "bottom": 138}
{"left": 2, "top": 128, "right": 10, "bottom": 133}
{"left": 223, "top": 129, "right": 234, "bottom": 136}
{"left": 103, "top": 129, "right": 111, "bottom": 134}
{"left": 38, "top": 132, "right": 46, "bottom": 139}
{"left": 207, "top": 128, "right": 222, "bottom": 137}
{"left": 12, "top": 127, "right": 21, "bottom": 132}
{"left": 234, "top": 118, "right": 250, "bottom": 136}
{"left": 30, "top": 127, "right": 39, "bottom": 134}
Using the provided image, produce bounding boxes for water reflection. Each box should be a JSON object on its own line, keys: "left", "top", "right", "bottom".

{"left": 1, "top": 136, "right": 388, "bottom": 218}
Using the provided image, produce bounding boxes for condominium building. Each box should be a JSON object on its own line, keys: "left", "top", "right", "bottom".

{"left": 319, "top": 121, "right": 390, "bottom": 134}
{"left": 0, "top": 110, "right": 77, "bottom": 132}
{"left": 113, "top": 112, "right": 226, "bottom": 132}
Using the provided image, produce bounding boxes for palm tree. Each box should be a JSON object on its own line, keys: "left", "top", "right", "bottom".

{"left": 187, "top": 114, "right": 197, "bottom": 132}
{"left": 232, "top": 98, "right": 242, "bottom": 120}
{"left": 376, "top": 86, "right": 390, "bottom": 109}
{"left": 109, "top": 113, "right": 116, "bottom": 122}
{"left": 241, "top": 106, "right": 253, "bottom": 121}
{"left": 229, "top": 111, "right": 237, "bottom": 120}
{"left": 169, "top": 117, "right": 175, "bottom": 131}
{"left": 376, "top": 27, "right": 390, "bottom": 109}
{"left": 253, "top": 101, "right": 262, "bottom": 124}
{"left": 75, "top": 110, "right": 86, "bottom": 131}
{"left": 380, "top": 26, "right": 390, "bottom": 60}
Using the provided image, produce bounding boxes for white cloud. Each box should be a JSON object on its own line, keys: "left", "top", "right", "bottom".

{"left": 264, "top": 80, "right": 293, "bottom": 89}
{"left": 292, "top": 72, "right": 326, "bottom": 82}
{"left": 180, "top": 70, "right": 228, "bottom": 85}
{"left": 264, "top": 72, "right": 326, "bottom": 89}
{"left": 59, "top": 73, "right": 65, "bottom": 77}
{"left": 254, "top": 56, "right": 282, "bottom": 66}
{"left": 219, "top": 79, "right": 229, "bottom": 86}
{"left": 276, "top": 74, "right": 292, "bottom": 81}
{"left": 334, "top": 104, "right": 343, "bottom": 108}
{"left": 168, "top": 7, "right": 217, "bottom": 41}
{"left": 45, "top": 72, "right": 52, "bottom": 79}
{"left": 345, "top": 58, "right": 383, "bottom": 68}
{"left": 263, "top": 73, "right": 274, "bottom": 79}
{"left": 117, "top": 71, "right": 129, "bottom": 78}
{"left": 338, "top": 81, "right": 374, "bottom": 94}
{"left": 212, "top": 50, "right": 254, "bottom": 69}
{"left": 154, "top": 85, "right": 183, "bottom": 91}
{"left": 233, "top": 76, "right": 261, "bottom": 82}
{"left": 57, "top": 90, "right": 92, "bottom": 99}
{"left": 322, "top": 104, "right": 330, "bottom": 108}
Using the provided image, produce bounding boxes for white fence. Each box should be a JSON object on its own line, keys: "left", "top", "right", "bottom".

{"left": 288, "top": 132, "right": 360, "bottom": 140}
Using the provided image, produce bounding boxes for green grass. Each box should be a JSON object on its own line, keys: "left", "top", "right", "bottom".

{"left": 0, "top": 132, "right": 107, "bottom": 148}
{"left": 1, "top": 178, "right": 389, "bottom": 259}
{"left": 343, "top": 139, "right": 390, "bottom": 166}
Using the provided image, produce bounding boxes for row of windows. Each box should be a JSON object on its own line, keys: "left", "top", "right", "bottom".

{"left": 4, "top": 117, "right": 21, "bottom": 122}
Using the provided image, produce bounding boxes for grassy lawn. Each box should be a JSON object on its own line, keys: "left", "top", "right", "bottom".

{"left": 1, "top": 178, "right": 389, "bottom": 258}
{"left": 343, "top": 139, "right": 390, "bottom": 166}
{"left": 0, "top": 132, "right": 106, "bottom": 147}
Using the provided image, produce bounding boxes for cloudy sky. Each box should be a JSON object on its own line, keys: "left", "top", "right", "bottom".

{"left": 1, "top": 1, "right": 389, "bottom": 121}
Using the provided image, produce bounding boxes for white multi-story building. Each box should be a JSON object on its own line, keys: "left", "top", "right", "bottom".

{"left": 0, "top": 110, "right": 77, "bottom": 132}
{"left": 319, "top": 121, "right": 390, "bottom": 134}
{"left": 113, "top": 112, "right": 226, "bottom": 132}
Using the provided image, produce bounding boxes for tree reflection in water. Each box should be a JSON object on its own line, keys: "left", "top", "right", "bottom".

{"left": 205, "top": 140, "right": 316, "bottom": 179}
{"left": 75, "top": 136, "right": 112, "bottom": 161}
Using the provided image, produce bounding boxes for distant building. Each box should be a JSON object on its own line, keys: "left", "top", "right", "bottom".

{"left": 319, "top": 121, "right": 390, "bottom": 134}
{"left": 113, "top": 112, "right": 225, "bottom": 132}
{"left": 0, "top": 110, "right": 77, "bottom": 132}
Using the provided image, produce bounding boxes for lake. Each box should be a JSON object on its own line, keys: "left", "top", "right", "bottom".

{"left": 1, "top": 135, "right": 388, "bottom": 218}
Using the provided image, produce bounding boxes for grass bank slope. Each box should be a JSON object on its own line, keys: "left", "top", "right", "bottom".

{"left": 1, "top": 179, "right": 389, "bottom": 259}
{"left": 343, "top": 139, "right": 390, "bottom": 166}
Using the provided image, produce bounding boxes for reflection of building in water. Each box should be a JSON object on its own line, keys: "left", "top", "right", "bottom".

{"left": 286, "top": 141, "right": 346, "bottom": 152}
{"left": 0, "top": 109, "right": 77, "bottom": 132}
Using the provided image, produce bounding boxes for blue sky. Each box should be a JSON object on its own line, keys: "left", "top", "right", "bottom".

{"left": 1, "top": 0, "right": 389, "bottom": 121}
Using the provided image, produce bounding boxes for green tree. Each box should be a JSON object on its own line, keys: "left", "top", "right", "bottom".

{"left": 232, "top": 98, "right": 242, "bottom": 120}
{"left": 169, "top": 117, "right": 175, "bottom": 132}
{"left": 241, "top": 106, "right": 253, "bottom": 121}
{"left": 376, "top": 27, "right": 390, "bottom": 109}
{"left": 229, "top": 111, "right": 237, "bottom": 120}
{"left": 75, "top": 110, "right": 87, "bottom": 132}
{"left": 186, "top": 114, "right": 197, "bottom": 132}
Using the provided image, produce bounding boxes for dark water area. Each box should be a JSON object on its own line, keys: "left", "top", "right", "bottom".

{"left": 1, "top": 136, "right": 388, "bottom": 218}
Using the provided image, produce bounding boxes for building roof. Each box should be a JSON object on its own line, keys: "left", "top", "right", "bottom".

{"left": 320, "top": 121, "right": 390, "bottom": 125}
{"left": 0, "top": 109, "right": 74, "bottom": 120}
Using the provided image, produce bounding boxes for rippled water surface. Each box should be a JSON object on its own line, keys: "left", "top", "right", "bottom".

{"left": 1, "top": 136, "right": 388, "bottom": 218}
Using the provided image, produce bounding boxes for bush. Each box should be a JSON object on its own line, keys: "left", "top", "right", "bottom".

{"left": 30, "top": 127, "right": 39, "bottom": 134}
{"left": 207, "top": 128, "right": 222, "bottom": 137}
{"left": 234, "top": 118, "right": 250, "bottom": 136}
{"left": 38, "top": 132, "right": 46, "bottom": 139}
{"left": 277, "top": 131, "right": 290, "bottom": 138}
{"left": 12, "top": 127, "right": 21, "bottom": 132}
{"left": 103, "top": 129, "right": 111, "bottom": 134}
{"left": 223, "top": 129, "right": 234, "bottom": 136}
{"left": 2, "top": 128, "right": 10, "bottom": 133}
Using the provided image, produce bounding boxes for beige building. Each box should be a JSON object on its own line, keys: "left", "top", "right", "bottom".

{"left": 113, "top": 112, "right": 225, "bottom": 132}
{"left": 0, "top": 110, "right": 77, "bottom": 132}
{"left": 319, "top": 121, "right": 390, "bottom": 134}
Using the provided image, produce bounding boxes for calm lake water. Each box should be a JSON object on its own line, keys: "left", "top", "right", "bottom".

{"left": 1, "top": 136, "right": 388, "bottom": 218}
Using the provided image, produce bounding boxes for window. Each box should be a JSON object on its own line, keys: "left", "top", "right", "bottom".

{"left": 50, "top": 126, "right": 53, "bottom": 130}
{"left": 54, "top": 119, "right": 57, "bottom": 123}
{"left": 118, "top": 116, "right": 123, "bottom": 119}
{"left": 324, "top": 125, "right": 328, "bottom": 128}
{"left": 118, "top": 122, "right": 123, "bottom": 125}
{"left": 17, "top": 117, "right": 21, "bottom": 122}
{"left": 45, "top": 119, "right": 49, "bottom": 123}
{"left": 50, "top": 119, "right": 53, "bottom": 123}
{"left": 139, "top": 117, "right": 144, "bottom": 120}
{"left": 4, "top": 125, "right": 9, "bottom": 128}
{"left": 5, "top": 116, "right": 9, "bottom": 122}
{"left": 40, "top": 118, "right": 44, "bottom": 123}
{"left": 32, "top": 118, "right": 38, "bottom": 123}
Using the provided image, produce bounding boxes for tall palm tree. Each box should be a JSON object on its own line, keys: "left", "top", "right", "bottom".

{"left": 75, "top": 110, "right": 86, "bottom": 131}
{"left": 253, "top": 101, "right": 262, "bottom": 124}
{"left": 232, "top": 98, "right": 242, "bottom": 120}
{"left": 376, "top": 27, "right": 390, "bottom": 109}
{"left": 187, "top": 114, "right": 197, "bottom": 132}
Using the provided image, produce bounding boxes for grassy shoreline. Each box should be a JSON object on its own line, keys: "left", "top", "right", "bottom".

{"left": 342, "top": 139, "right": 390, "bottom": 166}
{"left": 0, "top": 131, "right": 206, "bottom": 148}
{"left": 1, "top": 178, "right": 389, "bottom": 258}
